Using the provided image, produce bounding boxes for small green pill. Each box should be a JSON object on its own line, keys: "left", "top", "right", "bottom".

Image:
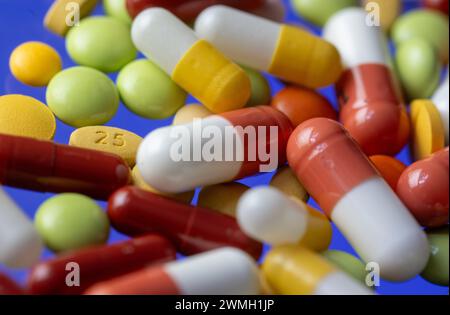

{"left": 291, "top": 0, "right": 357, "bottom": 26}
{"left": 46, "top": 66, "right": 119, "bottom": 127}
{"left": 392, "top": 9, "right": 449, "bottom": 63}
{"left": 104, "top": 0, "right": 131, "bottom": 24}
{"left": 242, "top": 66, "right": 271, "bottom": 107}
{"left": 421, "top": 227, "right": 449, "bottom": 286}
{"left": 396, "top": 38, "right": 441, "bottom": 100}
{"left": 66, "top": 16, "right": 137, "bottom": 72}
{"left": 117, "top": 59, "right": 187, "bottom": 119}
{"left": 322, "top": 250, "right": 367, "bottom": 283}
{"left": 35, "top": 193, "right": 110, "bottom": 252}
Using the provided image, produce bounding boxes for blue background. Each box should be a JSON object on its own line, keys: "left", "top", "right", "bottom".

{"left": 0, "top": 0, "right": 447, "bottom": 295}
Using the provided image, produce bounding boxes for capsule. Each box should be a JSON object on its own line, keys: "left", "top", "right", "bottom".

{"left": 108, "top": 186, "right": 263, "bottom": 259}
{"left": 195, "top": 6, "right": 342, "bottom": 89}
{"left": 137, "top": 106, "right": 292, "bottom": 193}
{"left": 397, "top": 147, "right": 449, "bottom": 228}
{"left": 131, "top": 8, "right": 251, "bottom": 113}
{"left": 287, "top": 118, "right": 429, "bottom": 281}
{"left": 86, "top": 247, "right": 261, "bottom": 295}
{"left": 237, "top": 186, "right": 332, "bottom": 251}
{"left": 0, "top": 186, "right": 43, "bottom": 268}
{"left": 0, "top": 134, "right": 130, "bottom": 200}
{"left": 323, "top": 8, "right": 409, "bottom": 155}
{"left": 28, "top": 234, "right": 176, "bottom": 295}
{"left": 262, "top": 245, "right": 374, "bottom": 295}
{"left": 0, "top": 273, "right": 24, "bottom": 295}
{"left": 432, "top": 71, "right": 449, "bottom": 144}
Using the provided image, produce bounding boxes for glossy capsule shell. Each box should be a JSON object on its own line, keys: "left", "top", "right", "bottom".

{"left": 262, "top": 245, "right": 374, "bottom": 295}
{"left": 86, "top": 247, "right": 261, "bottom": 295}
{"left": 107, "top": 186, "right": 263, "bottom": 259}
{"left": 237, "top": 186, "right": 332, "bottom": 251}
{"left": 131, "top": 8, "right": 250, "bottom": 113}
{"left": 397, "top": 147, "right": 449, "bottom": 228}
{"left": 432, "top": 71, "right": 449, "bottom": 144}
{"left": 287, "top": 118, "right": 429, "bottom": 281}
{"left": 0, "top": 187, "right": 43, "bottom": 268}
{"left": 28, "top": 234, "right": 176, "bottom": 295}
{"left": 137, "top": 106, "right": 293, "bottom": 193}
{"left": 0, "top": 273, "right": 24, "bottom": 295}
{"left": 195, "top": 5, "right": 342, "bottom": 89}
{"left": 0, "top": 134, "right": 130, "bottom": 200}
{"left": 323, "top": 8, "right": 409, "bottom": 155}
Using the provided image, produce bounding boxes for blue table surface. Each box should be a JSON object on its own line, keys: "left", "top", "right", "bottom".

{"left": 0, "top": 0, "right": 448, "bottom": 295}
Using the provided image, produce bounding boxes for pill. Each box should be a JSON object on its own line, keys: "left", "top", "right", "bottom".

{"left": 362, "top": 0, "right": 402, "bottom": 32}
{"left": 432, "top": 71, "right": 449, "bottom": 144}
{"left": 422, "top": 0, "right": 449, "bottom": 15}
{"left": 108, "top": 186, "right": 263, "bottom": 259}
{"left": 0, "top": 187, "right": 43, "bottom": 268}
{"left": 410, "top": 99, "right": 445, "bottom": 161}
{"left": 86, "top": 247, "right": 261, "bottom": 295}
{"left": 421, "top": 227, "right": 449, "bottom": 286}
{"left": 241, "top": 66, "right": 271, "bottom": 107}
{"left": 195, "top": 6, "right": 342, "bottom": 89}
{"left": 262, "top": 245, "right": 374, "bottom": 295}
{"left": 46, "top": 67, "right": 119, "bottom": 128}
{"left": 0, "top": 94, "right": 56, "bottom": 140}
{"left": 126, "top": 0, "right": 265, "bottom": 21}
{"left": 251, "top": 0, "right": 286, "bottom": 23}
{"left": 172, "top": 104, "right": 213, "bottom": 126}
{"left": 271, "top": 86, "right": 337, "bottom": 128}
{"left": 397, "top": 147, "right": 449, "bottom": 228}
{"left": 324, "top": 8, "right": 410, "bottom": 156}
{"left": 291, "top": 0, "right": 357, "bottom": 27}
{"left": 104, "top": 0, "right": 131, "bottom": 24}
{"left": 396, "top": 38, "right": 441, "bottom": 100}
{"left": 237, "top": 187, "right": 332, "bottom": 251}
{"left": 132, "top": 8, "right": 250, "bottom": 113}
{"left": 287, "top": 118, "right": 429, "bottom": 281}
{"left": 9, "top": 41, "right": 62, "bottom": 87}
{"left": 137, "top": 106, "right": 292, "bottom": 193}
{"left": 131, "top": 166, "right": 195, "bottom": 204}
{"left": 44, "top": 0, "right": 99, "bottom": 36}
{"left": 269, "top": 165, "right": 309, "bottom": 202}
{"left": 0, "top": 133, "right": 130, "bottom": 200}
{"left": 392, "top": 9, "right": 449, "bottom": 63}
{"left": 369, "top": 155, "right": 407, "bottom": 191}
{"left": 197, "top": 182, "right": 249, "bottom": 217}
{"left": 28, "top": 234, "right": 176, "bottom": 294}
{"left": 69, "top": 126, "right": 143, "bottom": 167}
{"left": 322, "top": 250, "right": 367, "bottom": 283}
{"left": 0, "top": 273, "right": 24, "bottom": 295}
{"left": 35, "top": 193, "right": 110, "bottom": 252}
{"left": 117, "top": 59, "right": 187, "bottom": 119}
{"left": 66, "top": 17, "right": 137, "bottom": 73}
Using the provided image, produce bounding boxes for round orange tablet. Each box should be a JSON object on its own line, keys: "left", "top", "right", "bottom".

{"left": 370, "top": 155, "right": 407, "bottom": 190}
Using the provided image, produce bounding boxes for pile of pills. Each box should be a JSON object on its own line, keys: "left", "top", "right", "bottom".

{"left": 0, "top": 0, "right": 448, "bottom": 295}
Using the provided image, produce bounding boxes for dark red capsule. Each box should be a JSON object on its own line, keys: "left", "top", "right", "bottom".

{"left": 0, "top": 273, "right": 24, "bottom": 295}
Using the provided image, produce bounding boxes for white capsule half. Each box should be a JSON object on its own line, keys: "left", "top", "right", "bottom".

{"left": 432, "top": 70, "right": 449, "bottom": 144}
{"left": 314, "top": 272, "right": 374, "bottom": 295}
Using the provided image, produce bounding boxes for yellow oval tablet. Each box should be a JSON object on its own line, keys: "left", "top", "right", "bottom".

{"left": 197, "top": 182, "right": 249, "bottom": 217}
{"left": 270, "top": 165, "right": 309, "bottom": 202}
{"left": 69, "top": 126, "right": 142, "bottom": 167}
{"left": 131, "top": 166, "right": 195, "bottom": 204}
{"left": 410, "top": 99, "right": 445, "bottom": 161}
{"left": 172, "top": 104, "right": 213, "bottom": 125}
{"left": 0, "top": 94, "right": 56, "bottom": 140}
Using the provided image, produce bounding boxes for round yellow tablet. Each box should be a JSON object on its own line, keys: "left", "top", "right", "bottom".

{"left": 131, "top": 166, "right": 195, "bottom": 204}
{"left": 269, "top": 165, "right": 309, "bottom": 202}
{"left": 0, "top": 94, "right": 56, "bottom": 140}
{"left": 9, "top": 42, "right": 62, "bottom": 86}
{"left": 69, "top": 126, "right": 142, "bottom": 167}
{"left": 197, "top": 182, "right": 249, "bottom": 217}
{"left": 172, "top": 104, "right": 213, "bottom": 125}
{"left": 410, "top": 99, "right": 445, "bottom": 161}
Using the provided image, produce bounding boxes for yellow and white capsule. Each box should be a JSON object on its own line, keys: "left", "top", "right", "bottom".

{"left": 131, "top": 8, "right": 251, "bottom": 113}
{"left": 195, "top": 5, "right": 342, "bottom": 89}
{"left": 262, "top": 245, "right": 374, "bottom": 295}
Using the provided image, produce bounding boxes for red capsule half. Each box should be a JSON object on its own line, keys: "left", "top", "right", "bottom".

{"left": 0, "top": 273, "right": 24, "bottom": 295}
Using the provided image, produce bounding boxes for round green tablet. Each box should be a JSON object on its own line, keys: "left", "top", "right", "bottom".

{"left": 291, "top": 0, "right": 357, "bottom": 26}
{"left": 421, "top": 227, "right": 449, "bottom": 286}
{"left": 35, "top": 194, "right": 110, "bottom": 252}
{"left": 66, "top": 16, "right": 137, "bottom": 72}
{"left": 46, "top": 66, "right": 119, "bottom": 127}
{"left": 242, "top": 66, "right": 271, "bottom": 107}
{"left": 104, "top": 0, "right": 131, "bottom": 24}
{"left": 117, "top": 59, "right": 187, "bottom": 119}
{"left": 392, "top": 9, "right": 449, "bottom": 63}
{"left": 396, "top": 38, "right": 441, "bottom": 100}
{"left": 322, "top": 250, "right": 367, "bottom": 283}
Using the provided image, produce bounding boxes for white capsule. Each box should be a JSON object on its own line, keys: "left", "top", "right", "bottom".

{"left": 432, "top": 70, "right": 449, "bottom": 144}
{"left": 250, "top": 0, "right": 286, "bottom": 23}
